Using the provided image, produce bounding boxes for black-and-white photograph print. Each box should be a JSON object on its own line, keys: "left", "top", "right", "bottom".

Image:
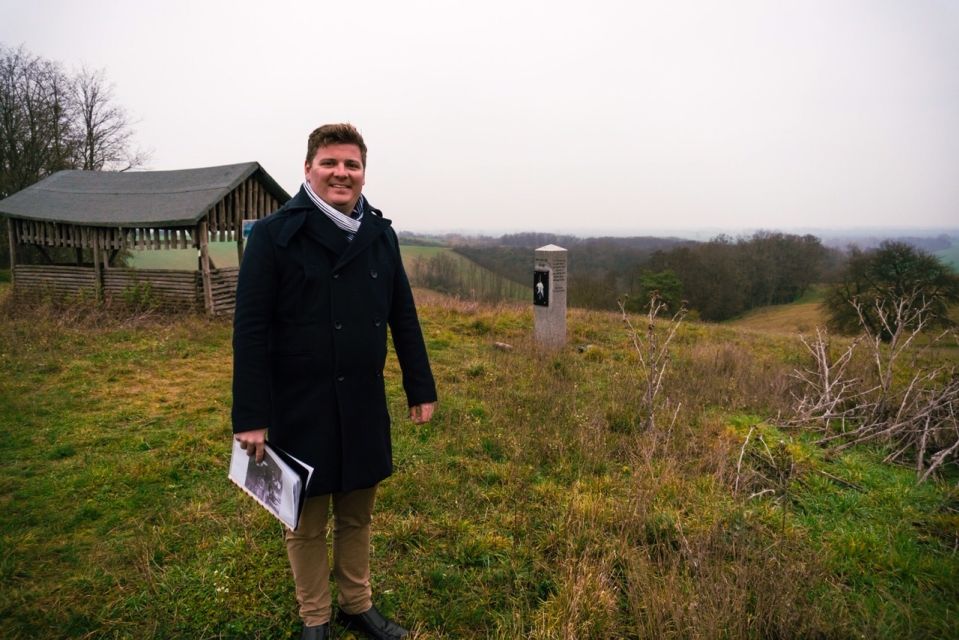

{"left": 534, "top": 269, "right": 550, "bottom": 307}
{"left": 229, "top": 440, "right": 309, "bottom": 530}
{"left": 245, "top": 453, "right": 283, "bottom": 512}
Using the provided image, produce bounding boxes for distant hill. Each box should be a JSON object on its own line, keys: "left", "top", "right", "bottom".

{"left": 728, "top": 300, "right": 826, "bottom": 334}
{"left": 727, "top": 286, "right": 828, "bottom": 334}
{"left": 934, "top": 244, "right": 959, "bottom": 272}
{"left": 453, "top": 237, "right": 691, "bottom": 289}
{"left": 402, "top": 245, "right": 529, "bottom": 302}
{"left": 818, "top": 232, "right": 954, "bottom": 253}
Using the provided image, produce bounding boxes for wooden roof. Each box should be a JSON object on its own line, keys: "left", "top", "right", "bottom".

{"left": 0, "top": 162, "right": 290, "bottom": 228}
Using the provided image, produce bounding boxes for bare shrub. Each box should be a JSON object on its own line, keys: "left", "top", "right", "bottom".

{"left": 789, "top": 291, "right": 959, "bottom": 481}
{"left": 789, "top": 327, "right": 866, "bottom": 430}
{"left": 618, "top": 293, "right": 687, "bottom": 431}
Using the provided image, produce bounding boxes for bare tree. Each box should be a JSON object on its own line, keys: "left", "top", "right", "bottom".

{"left": 1, "top": 43, "right": 148, "bottom": 265}
{"left": 0, "top": 45, "right": 76, "bottom": 199}
{"left": 73, "top": 67, "right": 146, "bottom": 171}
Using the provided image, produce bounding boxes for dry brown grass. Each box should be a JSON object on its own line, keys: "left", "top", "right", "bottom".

{"left": 731, "top": 301, "right": 828, "bottom": 335}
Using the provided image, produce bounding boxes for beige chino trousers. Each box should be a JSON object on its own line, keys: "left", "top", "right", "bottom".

{"left": 285, "top": 486, "right": 377, "bottom": 626}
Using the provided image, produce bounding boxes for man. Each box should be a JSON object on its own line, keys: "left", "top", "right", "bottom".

{"left": 232, "top": 123, "right": 437, "bottom": 640}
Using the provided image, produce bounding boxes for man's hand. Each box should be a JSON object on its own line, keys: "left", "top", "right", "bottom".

{"left": 409, "top": 402, "right": 435, "bottom": 424}
{"left": 235, "top": 428, "right": 267, "bottom": 463}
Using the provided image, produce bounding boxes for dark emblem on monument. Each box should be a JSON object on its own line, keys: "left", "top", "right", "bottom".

{"left": 534, "top": 269, "right": 549, "bottom": 307}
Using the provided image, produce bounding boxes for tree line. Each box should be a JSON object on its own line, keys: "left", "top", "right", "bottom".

{"left": 454, "top": 231, "right": 839, "bottom": 320}
{"left": 451, "top": 231, "right": 958, "bottom": 337}
{"left": 1, "top": 43, "right": 146, "bottom": 265}
{"left": 645, "top": 232, "right": 836, "bottom": 320}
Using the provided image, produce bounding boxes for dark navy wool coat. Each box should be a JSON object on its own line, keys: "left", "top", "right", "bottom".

{"left": 231, "top": 187, "right": 437, "bottom": 495}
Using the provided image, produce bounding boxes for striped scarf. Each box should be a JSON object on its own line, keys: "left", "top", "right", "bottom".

{"left": 303, "top": 180, "right": 365, "bottom": 240}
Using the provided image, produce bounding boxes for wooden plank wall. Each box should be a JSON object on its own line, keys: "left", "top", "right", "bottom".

{"left": 13, "top": 265, "right": 97, "bottom": 298}
{"left": 12, "top": 265, "right": 246, "bottom": 315}
{"left": 207, "top": 267, "right": 241, "bottom": 316}
{"left": 13, "top": 265, "right": 197, "bottom": 310}
{"left": 103, "top": 269, "right": 200, "bottom": 311}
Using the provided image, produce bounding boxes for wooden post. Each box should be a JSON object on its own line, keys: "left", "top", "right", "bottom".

{"left": 6, "top": 217, "right": 16, "bottom": 289}
{"left": 92, "top": 228, "right": 103, "bottom": 302}
{"left": 198, "top": 220, "right": 214, "bottom": 315}
{"left": 235, "top": 196, "right": 245, "bottom": 266}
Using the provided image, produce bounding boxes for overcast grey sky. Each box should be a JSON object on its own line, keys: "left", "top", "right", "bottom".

{"left": 3, "top": 0, "right": 957, "bottom": 235}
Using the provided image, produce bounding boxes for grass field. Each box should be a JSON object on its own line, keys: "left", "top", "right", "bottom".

{"left": 403, "top": 247, "right": 529, "bottom": 302}
{"left": 1, "top": 285, "right": 957, "bottom": 638}
{"left": 126, "top": 242, "right": 453, "bottom": 270}
{"left": 935, "top": 243, "right": 959, "bottom": 272}
{"left": 127, "top": 242, "right": 241, "bottom": 270}
{"left": 728, "top": 284, "right": 959, "bottom": 338}
{"left": 398, "top": 245, "right": 451, "bottom": 260}
{"left": 728, "top": 286, "right": 828, "bottom": 334}
{"left": 125, "top": 243, "right": 507, "bottom": 295}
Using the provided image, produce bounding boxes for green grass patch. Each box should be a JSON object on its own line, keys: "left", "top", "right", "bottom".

{"left": 406, "top": 248, "right": 530, "bottom": 303}
{"left": 1, "top": 292, "right": 956, "bottom": 638}
{"left": 725, "top": 420, "right": 958, "bottom": 638}
{"left": 794, "top": 283, "right": 829, "bottom": 304}
{"left": 727, "top": 284, "right": 830, "bottom": 335}
{"left": 127, "top": 242, "right": 240, "bottom": 270}
{"left": 934, "top": 242, "right": 959, "bottom": 272}
{"left": 398, "top": 245, "right": 451, "bottom": 260}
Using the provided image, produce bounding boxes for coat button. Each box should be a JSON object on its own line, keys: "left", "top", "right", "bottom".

{"left": 333, "top": 272, "right": 340, "bottom": 279}
{"left": 335, "top": 322, "right": 343, "bottom": 330}
{"left": 373, "top": 318, "right": 382, "bottom": 327}
{"left": 337, "top": 375, "right": 345, "bottom": 382}
{"left": 370, "top": 270, "right": 378, "bottom": 278}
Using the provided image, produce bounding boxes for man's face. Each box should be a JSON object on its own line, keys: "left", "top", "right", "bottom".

{"left": 304, "top": 144, "right": 366, "bottom": 214}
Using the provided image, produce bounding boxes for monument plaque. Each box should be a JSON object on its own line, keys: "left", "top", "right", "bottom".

{"left": 533, "top": 269, "right": 549, "bottom": 307}
{"left": 533, "top": 244, "right": 567, "bottom": 348}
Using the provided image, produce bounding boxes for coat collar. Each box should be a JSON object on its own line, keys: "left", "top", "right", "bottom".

{"left": 335, "top": 205, "right": 390, "bottom": 270}
{"left": 277, "top": 186, "right": 391, "bottom": 269}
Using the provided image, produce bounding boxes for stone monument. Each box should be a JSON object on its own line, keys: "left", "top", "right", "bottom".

{"left": 533, "top": 244, "right": 567, "bottom": 349}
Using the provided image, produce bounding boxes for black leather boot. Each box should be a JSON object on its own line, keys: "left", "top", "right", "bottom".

{"left": 336, "top": 605, "right": 409, "bottom": 639}
{"left": 299, "top": 622, "right": 330, "bottom": 640}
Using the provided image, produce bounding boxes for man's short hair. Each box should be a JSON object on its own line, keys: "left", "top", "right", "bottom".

{"left": 306, "top": 123, "right": 368, "bottom": 167}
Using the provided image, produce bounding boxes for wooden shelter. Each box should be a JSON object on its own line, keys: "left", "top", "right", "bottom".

{"left": 0, "top": 162, "right": 290, "bottom": 315}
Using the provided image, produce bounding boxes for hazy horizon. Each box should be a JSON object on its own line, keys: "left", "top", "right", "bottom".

{"left": 3, "top": 0, "right": 957, "bottom": 234}
{"left": 398, "top": 224, "right": 959, "bottom": 240}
